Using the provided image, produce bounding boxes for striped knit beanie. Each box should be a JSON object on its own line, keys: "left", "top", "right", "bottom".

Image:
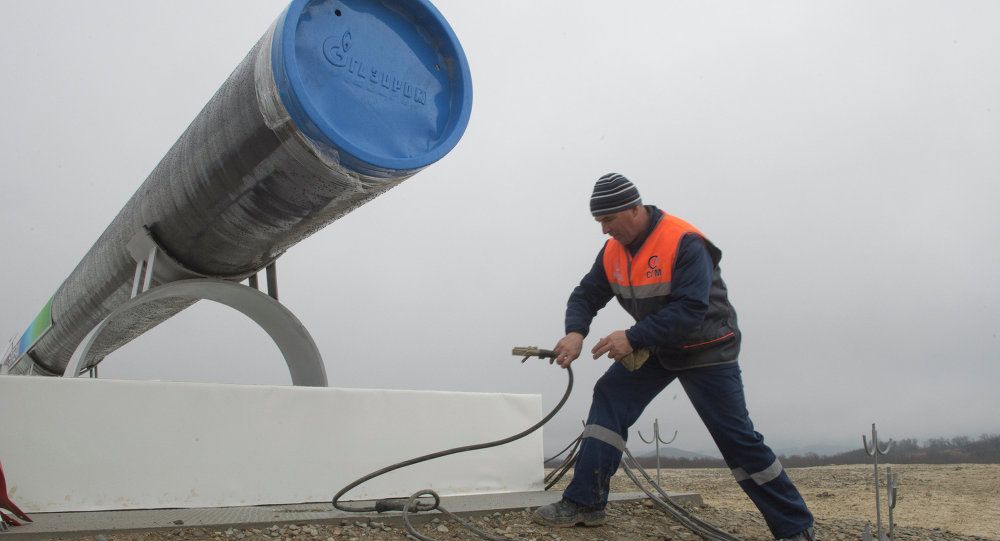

{"left": 590, "top": 173, "right": 642, "bottom": 217}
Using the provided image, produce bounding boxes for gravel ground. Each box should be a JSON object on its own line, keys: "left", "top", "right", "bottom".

{"left": 39, "top": 465, "right": 999, "bottom": 541}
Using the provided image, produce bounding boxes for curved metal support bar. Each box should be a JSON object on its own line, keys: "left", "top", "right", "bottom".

{"left": 863, "top": 423, "right": 893, "bottom": 456}
{"left": 63, "top": 279, "right": 326, "bottom": 387}
{"left": 862, "top": 423, "right": 892, "bottom": 540}
{"left": 639, "top": 419, "right": 679, "bottom": 446}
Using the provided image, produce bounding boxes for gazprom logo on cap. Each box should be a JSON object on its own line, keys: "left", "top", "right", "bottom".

{"left": 323, "top": 31, "right": 428, "bottom": 106}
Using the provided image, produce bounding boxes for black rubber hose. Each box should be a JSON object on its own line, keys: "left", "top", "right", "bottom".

{"left": 544, "top": 432, "right": 582, "bottom": 465}
{"left": 621, "top": 447, "right": 742, "bottom": 541}
{"left": 331, "top": 362, "right": 574, "bottom": 540}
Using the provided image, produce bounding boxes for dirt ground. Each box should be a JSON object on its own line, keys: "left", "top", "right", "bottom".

{"left": 625, "top": 463, "right": 1000, "bottom": 539}
{"left": 37, "top": 463, "right": 1000, "bottom": 541}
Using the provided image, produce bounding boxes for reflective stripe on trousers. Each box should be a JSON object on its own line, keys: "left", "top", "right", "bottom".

{"left": 732, "top": 458, "right": 785, "bottom": 485}
{"left": 581, "top": 423, "right": 626, "bottom": 452}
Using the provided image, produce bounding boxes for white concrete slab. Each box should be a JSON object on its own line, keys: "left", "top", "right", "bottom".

{"left": 0, "top": 376, "right": 543, "bottom": 513}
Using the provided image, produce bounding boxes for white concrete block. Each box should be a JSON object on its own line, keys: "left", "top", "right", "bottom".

{"left": 0, "top": 376, "right": 544, "bottom": 512}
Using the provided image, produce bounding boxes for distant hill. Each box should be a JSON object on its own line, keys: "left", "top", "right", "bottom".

{"left": 629, "top": 433, "right": 1000, "bottom": 469}
{"left": 547, "top": 434, "right": 1000, "bottom": 469}
{"left": 797, "top": 434, "right": 1000, "bottom": 466}
{"left": 772, "top": 442, "right": 858, "bottom": 457}
{"left": 635, "top": 446, "right": 715, "bottom": 461}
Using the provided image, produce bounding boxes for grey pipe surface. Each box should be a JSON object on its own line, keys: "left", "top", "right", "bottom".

{"left": 9, "top": 0, "right": 472, "bottom": 376}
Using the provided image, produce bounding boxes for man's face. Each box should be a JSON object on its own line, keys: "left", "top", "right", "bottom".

{"left": 595, "top": 207, "right": 644, "bottom": 245}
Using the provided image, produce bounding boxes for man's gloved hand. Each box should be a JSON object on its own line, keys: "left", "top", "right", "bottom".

{"left": 620, "top": 348, "right": 650, "bottom": 372}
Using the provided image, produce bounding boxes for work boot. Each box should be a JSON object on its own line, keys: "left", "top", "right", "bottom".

{"left": 780, "top": 526, "right": 815, "bottom": 541}
{"left": 532, "top": 498, "right": 606, "bottom": 527}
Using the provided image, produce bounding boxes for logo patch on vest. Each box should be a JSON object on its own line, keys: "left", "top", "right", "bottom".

{"left": 646, "top": 255, "right": 662, "bottom": 279}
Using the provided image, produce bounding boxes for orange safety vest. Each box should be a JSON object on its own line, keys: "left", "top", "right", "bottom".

{"left": 602, "top": 213, "right": 703, "bottom": 303}
{"left": 601, "top": 211, "right": 740, "bottom": 368}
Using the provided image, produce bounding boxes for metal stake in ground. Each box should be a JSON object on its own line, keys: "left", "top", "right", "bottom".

{"left": 863, "top": 423, "right": 893, "bottom": 541}
{"left": 887, "top": 466, "right": 900, "bottom": 541}
{"left": 637, "top": 418, "right": 677, "bottom": 487}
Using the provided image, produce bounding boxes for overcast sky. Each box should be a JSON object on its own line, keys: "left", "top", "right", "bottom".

{"left": 1, "top": 1, "right": 998, "bottom": 459}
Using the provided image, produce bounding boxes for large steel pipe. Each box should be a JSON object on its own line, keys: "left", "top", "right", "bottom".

{"left": 7, "top": 0, "right": 472, "bottom": 376}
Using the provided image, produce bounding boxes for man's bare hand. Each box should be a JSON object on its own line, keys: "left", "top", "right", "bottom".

{"left": 591, "top": 331, "right": 633, "bottom": 362}
{"left": 552, "top": 332, "right": 584, "bottom": 368}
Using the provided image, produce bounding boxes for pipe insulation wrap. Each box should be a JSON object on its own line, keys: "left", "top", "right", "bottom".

{"left": 10, "top": 0, "right": 472, "bottom": 376}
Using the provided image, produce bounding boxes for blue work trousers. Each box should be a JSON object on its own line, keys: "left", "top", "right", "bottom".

{"left": 561, "top": 361, "right": 813, "bottom": 539}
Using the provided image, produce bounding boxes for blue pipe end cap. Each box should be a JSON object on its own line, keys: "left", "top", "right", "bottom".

{"left": 271, "top": 0, "right": 473, "bottom": 177}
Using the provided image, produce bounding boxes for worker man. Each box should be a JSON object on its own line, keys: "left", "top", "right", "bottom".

{"left": 532, "top": 173, "right": 815, "bottom": 541}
